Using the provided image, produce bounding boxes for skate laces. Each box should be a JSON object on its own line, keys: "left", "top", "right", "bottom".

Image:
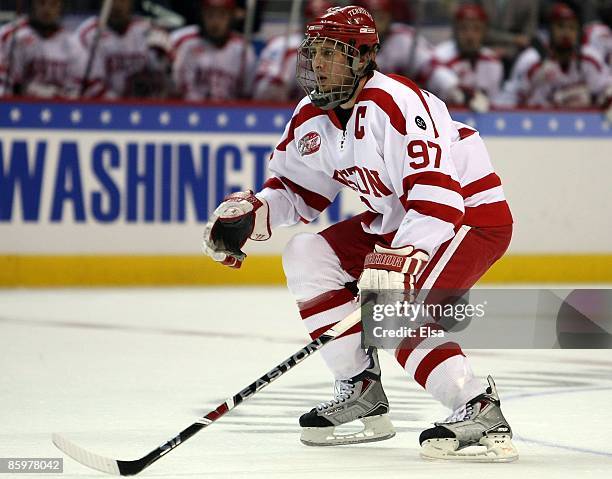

{"left": 441, "top": 403, "right": 475, "bottom": 424}
{"left": 316, "top": 380, "right": 356, "bottom": 410}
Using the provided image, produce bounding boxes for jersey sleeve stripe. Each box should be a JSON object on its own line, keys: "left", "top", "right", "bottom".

{"left": 409, "top": 184, "right": 465, "bottom": 212}
{"left": 461, "top": 172, "right": 502, "bottom": 198}
{"left": 264, "top": 176, "right": 331, "bottom": 212}
{"left": 580, "top": 54, "right": 603, "bottom": 72}
{"left": 400, "top": 199, "right": 464, "bottom": 226}
{"left": 387, "top": 74, "right": 440, "bottom": 138}
{"left": 276, "top": 103, "right": 325, "bottom": 152}
{"left": 464, "top": 185, "right": 505, "bottom": 207}
{"left": 402, "top": 171, "right": 462, "bottom": 197}
{"left": 358, "top": 88, "right": 407, "bottom": 135}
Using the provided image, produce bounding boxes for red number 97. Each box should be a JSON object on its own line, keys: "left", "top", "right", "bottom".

{"left": 407, "top": 140, "right": 442, "bottom": 169}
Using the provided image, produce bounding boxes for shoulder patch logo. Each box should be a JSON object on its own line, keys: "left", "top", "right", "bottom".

{"left": 415, "top": 116, "right": 427, "bottom": 130}
{"left": 298, "top": 131, "right": 321, "bottom": 156}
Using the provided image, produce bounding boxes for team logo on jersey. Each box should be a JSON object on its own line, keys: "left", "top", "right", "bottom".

{"left": 415, "top": 116, "right": 427, "bottom": 130}
{"left": 298, "top": 131, "right": 321, "bottom": 156}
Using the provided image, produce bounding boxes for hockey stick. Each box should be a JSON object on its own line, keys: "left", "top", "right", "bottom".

{"left": 79, "top": 0, "right": 112, "bottom": 97}
{"left": 52, "top": 303, "right": 365, "bottom": 476}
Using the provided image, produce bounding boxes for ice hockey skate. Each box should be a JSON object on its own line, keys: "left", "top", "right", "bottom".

{"left": 299, "top": 348, "right": 395, "bottom": 446}
{"left": 419, "top": 376, "right": 518, "bottom": 462}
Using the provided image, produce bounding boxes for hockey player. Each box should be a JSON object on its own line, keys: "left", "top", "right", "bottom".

{"left": 203, "top": 5, "right": 517, "bottom": 461}
{"left": 76, "top": 0, "right": 171, "bottom": 98}
{"left": 0, "top": 0, "right": 93, "bottom": 98}
{"left": 171, "top": 0, "right": 256, "bottom": 101}
{"left": 496, "top": 2, "right": 612, "bottom": 113}
{"left": 356, "top": 0, "right": 458, "bottom": 99}
{"left": 432, "top": 4, "right": 504, "bottom": 112}
{"left": 583, "top": 0, "right": 612, "bottom": 68}
{"left": 253, "top": 0, "right": 334, "bottom": 102}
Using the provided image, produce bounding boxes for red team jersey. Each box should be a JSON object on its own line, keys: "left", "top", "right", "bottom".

{"left": 0, "top": 18, "right": 90, "bottom": 98}
{"left": 258, "top": 71, "right": 512, "bottom": 257}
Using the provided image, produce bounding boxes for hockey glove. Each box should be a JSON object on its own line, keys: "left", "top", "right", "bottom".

{"left": 202, "top": 191, "right": 271, "bottom": 269}
{"left": 358, "top": 244, "right": 429, "bottom": 300}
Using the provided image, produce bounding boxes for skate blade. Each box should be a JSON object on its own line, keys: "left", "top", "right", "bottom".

{"left": 420, "top": 434, "right": 519, "bottom": 463}
{"left": 300, "top": 414, "right": 395, "bottom": 447}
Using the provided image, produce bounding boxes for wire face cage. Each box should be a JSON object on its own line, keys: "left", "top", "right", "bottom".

{"left": 296, "top": 35, "right": 362, "bottom": 110}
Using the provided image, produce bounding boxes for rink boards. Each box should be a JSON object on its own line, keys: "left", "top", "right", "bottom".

{"left": 1, "top": 101, "right": 611, "bottom": 285}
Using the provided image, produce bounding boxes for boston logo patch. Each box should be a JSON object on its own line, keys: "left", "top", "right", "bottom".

{"left": 415, "top": 116, "right": 427, "bottom": 130}
{"left": 298, "top": 131, "right": 321, "bottom": 156}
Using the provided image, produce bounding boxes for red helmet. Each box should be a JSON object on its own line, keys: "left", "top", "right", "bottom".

{"left": 549, "top": 2, "right": 578, "bottom": 22}
{"left": 305, "top": 5, "right": 380, "bottom": 51}
{"left": 202, "top": 0, "right": 236, "bottom": 9}
{"left": 454, "top": 4, "right": 488, "bottom": 23}
{"left": 297, "top": 5, "right": 379, "bottom": 109}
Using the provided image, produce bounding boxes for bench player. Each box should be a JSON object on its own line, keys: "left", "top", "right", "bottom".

{"left": 203, "top": 5, "right": 517, "bottom": 462}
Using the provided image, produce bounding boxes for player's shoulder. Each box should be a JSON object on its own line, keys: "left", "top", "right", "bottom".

{"left": 579, "top": 44, "right": 607, "bottom": 71}
{"left": 513, "top": 47, "right": 542, "bottom": 76}
{"left": 584, "top": 22, "right": 612, "bottom": 43}
{"left": 170, "top": 25, "right": 201, "bottom": 51}
{"left": 1, "top": 17, "right": 34, "bottom": 45}
{"left": 362, "top": 72, "right": 448, "bottom": 136}
{"left": 433, "top": 40, "right": 457, "bottom": 62}
{"left": 478, "top": 46, "right": 501, "bottom": 63}
{"left": 388, "top": 23, "right": 414, "bottom": 38}
{"left": 75, "top": 16, "right": 98, "bottom": 45}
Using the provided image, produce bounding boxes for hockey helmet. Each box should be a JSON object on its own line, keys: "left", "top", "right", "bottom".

{"left": 454, "top": 4, "right": 488, "bottom": 23}
{"left": 296, "top": 5, "right": 380, "bottom": 109}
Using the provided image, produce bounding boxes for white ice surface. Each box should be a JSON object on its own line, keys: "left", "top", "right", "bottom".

{"left": 1, "top": 287, "right": 611, "bottom": 478}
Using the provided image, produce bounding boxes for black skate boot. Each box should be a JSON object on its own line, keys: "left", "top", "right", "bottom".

{"left": 419, "top": 376, "right": 518, "bottom": 462}
{"left": 299, "top": 348, "right": 395, "bottom": 446}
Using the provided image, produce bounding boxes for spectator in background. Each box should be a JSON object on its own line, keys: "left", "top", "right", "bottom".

{"left": 432, "top": 3, "right": 503, "bottom": 112}
{"left": 356, "top": 0, "right": 457, "bottom": 97}
{"left": 496, "top": 2, "right": 612, "bottom": 117}
{"left": 76, "top": 0, "right": 171, "bottom": 98}
{"left": 477, "top": 0, "right": 539, "bottom": 72}
{"left": 584, "top": 0, "right": 612, "bottom": 67}
{"left": 253, "top": 0, "right": 334, "bottom": 102}
{"left": 171, "top": 0, "right": 255, "bottom": 101}
{"left": 0, "top": 0, "right": 93, "bottom": 98}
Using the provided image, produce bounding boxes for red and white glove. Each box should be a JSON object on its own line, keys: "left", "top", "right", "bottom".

{"left": 358, "top": 244, "right": 429, "bottom": 293}
{"left": 202, "top": 191, "right": 271, "bottom": 269}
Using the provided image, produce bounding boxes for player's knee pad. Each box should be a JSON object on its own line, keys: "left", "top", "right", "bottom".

{"left": 282, "top": 233, "right": 352, "bottom": 301}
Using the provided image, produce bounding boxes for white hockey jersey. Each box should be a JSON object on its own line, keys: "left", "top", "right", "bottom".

{"left": 253, "top": 32, "right": 303, "bottom": 102}
{"left": 496, "top": 45, "right": 612, "bottom": 108}
{"left": 257, "top": 71, "right": 512, "bottom": 256}
{"left": 583, "top": 22, "right": 612, "bottom": 67}
{"left": 0, "top": 18, "right": 91, "bottom": 98}
{"left": 376, "top": 24, "right": 458, "bottom": 98}
{"left": 432, "top": 40, "right": 503, "bottom": 100}
{"left": 171, "top": 25, "right": 256, "bottom": 101}
{"left": 76, "top": 16, "right": 165, "bottom": 98}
